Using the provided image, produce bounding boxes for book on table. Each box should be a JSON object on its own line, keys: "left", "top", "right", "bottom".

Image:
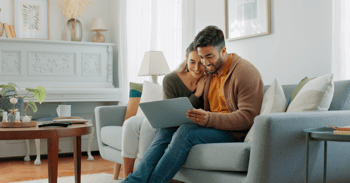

{"left": 333, "top": 125, "right": 350, "bottom": 135}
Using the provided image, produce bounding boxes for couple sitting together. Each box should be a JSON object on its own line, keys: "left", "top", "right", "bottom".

{"left": 121, "top": 25, "right": 264, "bottom": 183}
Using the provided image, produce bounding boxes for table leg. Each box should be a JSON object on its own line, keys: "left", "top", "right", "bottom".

{"left": 34, "top": 139, "right": 41, "bottom": 165}
{"left": 73, "top": 136, "right": 82, "bottom": 183}
{"left": 47, "top": 136, "right": 59, "bottom": 183}
{"left": 324, "top": 141, "right": 327, "bottom": 183}
{"left": 87, "top": 131, "right": 94, "bottom": 161}
{"left": 306, "top": 133, "right": 309, "bottom": 183}
{"left": 24, "top": 140, "right": 31, "bottom": 161}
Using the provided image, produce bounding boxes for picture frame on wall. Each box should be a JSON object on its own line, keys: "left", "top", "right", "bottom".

{"left": 225, "top": 0, "right": 270, "bottom": 41}
{"left": 13, "top": 0, "right": 50, "bottom": 39}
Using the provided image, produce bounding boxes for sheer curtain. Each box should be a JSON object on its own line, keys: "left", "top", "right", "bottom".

{"left": 332, "top": 0, "right": 350, "bottom": 81}
{"left": 118, "top": 0, "right": 195, "bottom": 104}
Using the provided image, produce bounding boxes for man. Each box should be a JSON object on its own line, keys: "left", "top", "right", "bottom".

{"left": 121, "top": 25, "right": 263, "bottom": 183}
{"left": 187, "top": 25, "right": 264, "bottom": 141}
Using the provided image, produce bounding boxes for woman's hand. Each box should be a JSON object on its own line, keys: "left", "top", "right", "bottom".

{"left": 194, "top": 75, "right": 209, "bottom": 98}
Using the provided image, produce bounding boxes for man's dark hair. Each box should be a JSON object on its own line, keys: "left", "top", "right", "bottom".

{"left": 194, "top": 25, "right": 225, "bottom": 52}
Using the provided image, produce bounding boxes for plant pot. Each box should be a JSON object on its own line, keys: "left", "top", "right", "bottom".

{"left": 67, "top": 18, "right": 83, "bottom": 41}
{"left": 0, "top": 98, "right": 24, "bottom": 116}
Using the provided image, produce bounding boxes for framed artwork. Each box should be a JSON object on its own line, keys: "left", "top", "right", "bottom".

{"left": 225, "top": 0, "right": 270, "bottom": 41}
{"left": 13, "top": 0, "right": 50, "bottom": 39}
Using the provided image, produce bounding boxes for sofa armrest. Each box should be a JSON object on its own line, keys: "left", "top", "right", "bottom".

{"left": 95, "top": 105, "right": 127, "bottom": 128}
{"left": 94, "top": 105, "right": 127, "bottom": 156}
{"left": 246, "top": 110, "right": 350, "bottom": 183}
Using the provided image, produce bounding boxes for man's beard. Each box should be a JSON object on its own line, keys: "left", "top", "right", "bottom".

{"left": 206, "top": 56, "right": 223, "bottom": 74}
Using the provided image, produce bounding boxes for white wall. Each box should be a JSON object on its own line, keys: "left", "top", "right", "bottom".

{"left": 195, "top": 0, "right": 333, "bottom": 85}
{"left": 0, "top": 0, "right": 111, "bottom": 42}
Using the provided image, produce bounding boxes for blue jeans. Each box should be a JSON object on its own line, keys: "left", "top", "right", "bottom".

{"left": 121, "top": 123, "right": 236, "bottom": 183}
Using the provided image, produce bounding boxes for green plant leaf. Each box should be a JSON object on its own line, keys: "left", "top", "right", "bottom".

{"left": 31, "top": 86, "right": 46, "bottom": 104}
{"left": 0, "top": 85, "right": 16, "bottom": 96}
{"left": 27, "top": 101, "right": 37, "bottom": 113}
{"left": 7, "top": 82, "right": 21, "bottom": 91}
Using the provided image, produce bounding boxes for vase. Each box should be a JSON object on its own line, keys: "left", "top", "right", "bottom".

{"left": 0, "top": 22, "right": 4, "bottom": 37}
{"left": 0, "top": 98, "right": 24, "bottom": 116}
{"left": 67, "top": 18, "right": 83, "bottom": 41}
{"left": 61, "top": 23, "right": 70, "bottom": 41}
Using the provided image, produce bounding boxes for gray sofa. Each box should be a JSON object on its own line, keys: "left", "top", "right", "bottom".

{"left": 95, "top": 80, "right": 350, "bottom": 183}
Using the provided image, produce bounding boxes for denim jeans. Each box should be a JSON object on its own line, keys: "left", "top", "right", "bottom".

{"left": 121, "top": 123, "right": 236, "bottom": 183}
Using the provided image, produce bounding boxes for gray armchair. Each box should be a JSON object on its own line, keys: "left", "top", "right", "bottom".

{"left": 95, "top": 80, "right": 350, "bottom": 183}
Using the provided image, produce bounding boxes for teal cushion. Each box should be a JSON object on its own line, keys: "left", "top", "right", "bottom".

{"left": 129, "top": 82, "right": 142, "bottom": 98}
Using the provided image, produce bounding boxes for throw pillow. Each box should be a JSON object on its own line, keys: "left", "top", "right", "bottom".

{"left": 287, "top": 73, "right": 334, "bottom": 112}
{"left": 136, "top": 81, "right": 164, "bottom": 117}
{"left": 290, "top": 76, "right": 314, "bottom": 102}
{"left": 244, "top": 78, "right": 287, "bottom": 143}
{"left": 123, "top": 82, "right": 143, "bottom": 123}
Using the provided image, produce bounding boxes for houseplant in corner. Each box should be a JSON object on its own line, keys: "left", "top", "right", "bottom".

{"left": 0, "top": 83, "right": 46, "bottom": 122}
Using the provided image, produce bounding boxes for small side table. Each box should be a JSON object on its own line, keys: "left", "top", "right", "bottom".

{"left": 29, "top": 117, "right": 95, "bottom": 165}
{"left": 304, "top": 127, "right": 350, "bottom": 183}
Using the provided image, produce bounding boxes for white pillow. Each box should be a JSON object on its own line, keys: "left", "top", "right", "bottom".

{"left": 136, "top": 81, "right": 164, "bottom": 116}
{"left": 287, "top": 73, "right": 334, "bottom": 112}
{"left": 244, "top": 78, "right": 287, "bottom": 143}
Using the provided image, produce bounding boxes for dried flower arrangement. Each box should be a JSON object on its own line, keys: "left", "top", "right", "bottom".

{"left": 56, "top": 0, "right": 96, "bottom": 19}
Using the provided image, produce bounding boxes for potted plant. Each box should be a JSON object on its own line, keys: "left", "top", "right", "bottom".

{"left": 0, "top": 83, "right": 46, "bottom": 122}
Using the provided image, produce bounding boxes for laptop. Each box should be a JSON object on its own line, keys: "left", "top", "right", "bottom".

{"left": 138, "top": 97, "right": 196, "bottom": 128}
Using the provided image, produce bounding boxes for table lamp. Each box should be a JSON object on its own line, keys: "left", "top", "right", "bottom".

{"left": 90, "top": 18, "right": 107, "bottom": 43}
{"left": 138, "top": 51, "right": 171, "bottom": 84}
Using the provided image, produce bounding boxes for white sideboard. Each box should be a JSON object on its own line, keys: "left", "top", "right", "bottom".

{"left": 0, "top": 38, "right": 122, "bottom": 102}
{"left": 0, "top": 38, "right": 123, "bottom": 161}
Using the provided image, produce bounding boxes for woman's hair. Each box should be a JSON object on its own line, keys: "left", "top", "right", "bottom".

{"left": 175, "top": 42, "right": 196, "bottom": 73}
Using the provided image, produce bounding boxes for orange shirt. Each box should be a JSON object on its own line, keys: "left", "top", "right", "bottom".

{"left": 208, "top": 55, "right": 233, "bottom": 113}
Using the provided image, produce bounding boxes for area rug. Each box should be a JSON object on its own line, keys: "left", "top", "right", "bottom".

{"left": 11, "top": 173, "right": 123, "bottom": 183}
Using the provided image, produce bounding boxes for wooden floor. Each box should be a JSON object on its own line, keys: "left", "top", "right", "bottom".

{"left": 0, "top": 152, "right": 119, "bottom": 183}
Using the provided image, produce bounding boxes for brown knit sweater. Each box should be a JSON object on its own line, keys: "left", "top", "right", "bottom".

{"left": 203, "top": 53, "right": 264, "bottom": 141}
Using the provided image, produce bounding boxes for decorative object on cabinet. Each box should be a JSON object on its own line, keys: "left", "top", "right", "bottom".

{"left": 12, "top": 0, "right": 50, "bottom": 39}
{"left": 56, "top": 0, "right": 96, "bottom": 42}
{"left": 61, "top": 21, "right": 70, "bottom": 41}
{"left": 67, "top": 18, "right": 83, "bottom": 41}
{"left": 225, "top": 0, "right": 270, "bottom": 41}
{"left": 3, "top": 23, "right": 12, "bottom": 38}
{"left": 0, "top": 22, "right": 4, "bottom": 37}
{"left": 90, "top": 18, "right": 107, "bottom": 43}
{"left": 138, "top": 51, "right": 171, "bottom": 84}
{"left": 9, "top": 25, "right": 16, "bottom": 38}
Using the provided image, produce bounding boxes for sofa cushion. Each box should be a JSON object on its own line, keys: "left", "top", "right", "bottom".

{"left": 290, "top": 76, "right": 314, "bottom": 102}
{"left": 136, "top": 81, "right": 163, "bottom": 116}
{"left": 183, "top": 143, "right": 250, "bottom": 172}
{"left": 287, "top": 73, "right": 334, "bottom": 112}
{"left": 329, "top": 80, "right": 350, "bottom": 110}
{"left": 101, "top": 126, "right": 123, "bottom": 150}
{"left": 244, "top": 78, "right": 286, "bottom": 143}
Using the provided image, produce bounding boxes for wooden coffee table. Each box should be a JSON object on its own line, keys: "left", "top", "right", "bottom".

{"left": 0, "top": 123, "right": 93, "bottom": 183}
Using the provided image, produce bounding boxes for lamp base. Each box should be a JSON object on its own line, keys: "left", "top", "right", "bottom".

{"left": 152, "top": 75, "right": 158, "bottom": 85}
{"left": 92, "top": 30, "right": 105, "bottom": 43}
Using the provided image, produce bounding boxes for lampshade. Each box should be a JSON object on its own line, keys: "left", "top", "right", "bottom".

{"left": 138, "top": 51, "right": 171, "bottom": 76}
{"left": 90, "top": 18, "right": 107, "bottom": 32}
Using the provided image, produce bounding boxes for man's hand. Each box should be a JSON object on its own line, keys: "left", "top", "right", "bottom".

{"left": 186, "top": 109, "right": 209, "bottom": 126}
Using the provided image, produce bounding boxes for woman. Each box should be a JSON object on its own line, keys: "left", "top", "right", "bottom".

{"left": 121, "top": 42, "right": 207, "bottom": 179}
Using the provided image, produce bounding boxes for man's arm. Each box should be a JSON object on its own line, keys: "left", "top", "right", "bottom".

{"left": 187, "top": 63, "right": 264, "bottom": 131}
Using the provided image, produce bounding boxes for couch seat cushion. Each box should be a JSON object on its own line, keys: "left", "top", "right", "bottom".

{"left": 101, "top": 126, "right": 123, "bottom": 150}
{"left": 183, "top": 142, "right": 250, "bottom": 172}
